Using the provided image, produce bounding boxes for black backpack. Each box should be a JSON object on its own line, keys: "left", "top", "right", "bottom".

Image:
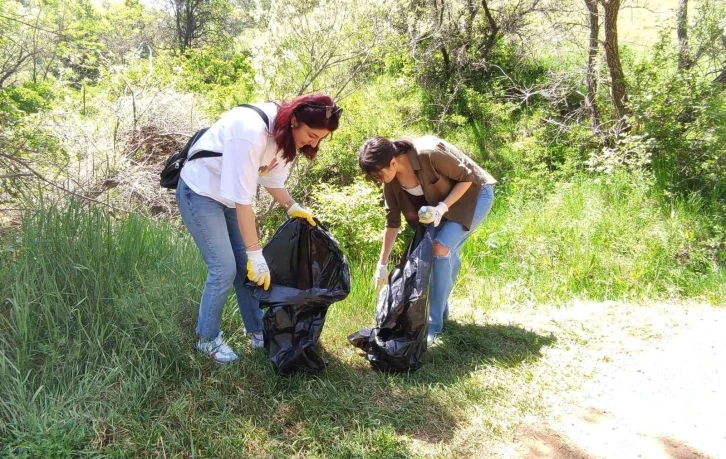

{"left": 159, "top": 104, "right": 271, "bottom": 189}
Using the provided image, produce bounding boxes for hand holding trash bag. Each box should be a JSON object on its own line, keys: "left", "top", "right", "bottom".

{"left": 348, "top": 225, "right": 434, "bottom": 372}
{"left": 246, "top": 249, "right": 270, "bottom": 290}
{"left": 373, "top": 263, "right": 388, "bottom": 292}
{"left": 246, "top": 218, "right": 350, "bottom": 375}
{"left": 287, "top": 202, "right": 317, "bottom": 226}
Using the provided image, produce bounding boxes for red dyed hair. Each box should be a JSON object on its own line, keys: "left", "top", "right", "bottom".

{"left": 274, "top": 93, "right": 342, "bottom": 163}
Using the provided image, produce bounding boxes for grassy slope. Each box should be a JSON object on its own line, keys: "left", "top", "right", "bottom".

{"left": 1, "top": 170, "right": 722, "bottom": 457}
{"left": 2, "top": 1, "right": 723, "bottom": 456}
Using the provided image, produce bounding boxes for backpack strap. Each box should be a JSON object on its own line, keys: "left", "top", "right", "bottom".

{"left": 238, "top": 103, "right": 271, "bottom": 131}
{"left": 187, "top": 127, "right": 219, "bottom": 161}
{"left": 189, "top": 150, "right": 222, "bottom": 160}
{"left": 188, "top": 104, "right": 272, "bottom": 161}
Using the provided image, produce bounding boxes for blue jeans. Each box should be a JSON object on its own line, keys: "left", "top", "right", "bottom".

{"left": 176, "top": 178, "right": 263, "bottom": 340}
{"left": 428, "top": 184, "right": 494, "bottom": 337}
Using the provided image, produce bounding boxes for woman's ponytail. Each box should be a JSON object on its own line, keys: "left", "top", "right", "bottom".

{"left": 391, "top": 138, "right": 414, "bottom": 155}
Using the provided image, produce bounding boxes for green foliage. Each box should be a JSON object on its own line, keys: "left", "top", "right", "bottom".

{"left": 169, "top": 0, "right": 235, "bottom": 53}
{"left": 255, "top": 0, "right": 391, "bottom": 98}
{"left": 444, "top": 86, "right": 516, "bottom": 154}
{"left": 460, "top": 171, "right": 726, "bottom": 307}
{"left": 439, "top": 103, "right": 593, "bottom": 200}
{"left": 630, "top": 57, "right": 726, "bottom": 198}
{"left": 54, "top": 1, "right": 106, "bottom": 88}
{"left": 177, "top": 48, "right": 255, "bottom": 117}
{"left": 0, "top": 83, "right": 65, "bottom": 205}
{"left": 309, "top": 179, "right": 388, "bottom": 262}
{"left": 97, "top": 0, "right": 162, "bottom": 65}
{"left": 0, "top": 82, "right": 54, "bottom": 116}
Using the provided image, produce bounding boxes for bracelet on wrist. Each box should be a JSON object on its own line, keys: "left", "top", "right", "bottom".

{"left": 283, "top": 198, "right": 295, "bottom": 210}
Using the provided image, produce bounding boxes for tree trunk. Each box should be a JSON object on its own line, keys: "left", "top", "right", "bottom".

{"left": 714, "top": 68, "right": 726, "bottom": 85}
{"left": 601, "top": 0, "right": 630, "bottom": 131}
{"left": 480, "top": 0, "right": 499, "bottom": 61}
{"left": 585, "top": 0, "right": 601, "bottom": 133}
{"left": 677, "top": 0, "right": 692, "bottom": 71}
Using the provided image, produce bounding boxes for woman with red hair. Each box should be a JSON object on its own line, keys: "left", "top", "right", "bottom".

{"left": 176, "top": 93, "right": 342, "bottom": 364}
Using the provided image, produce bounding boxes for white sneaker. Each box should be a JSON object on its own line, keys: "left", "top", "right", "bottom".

{"left": 250, "top": 332, "right": 264, "bottom": 350}
{"left": 196, "top": 332, "right": 239, "bottom": 364}
{"left": 427, "top": 334, "right": 441, "bottom": 348}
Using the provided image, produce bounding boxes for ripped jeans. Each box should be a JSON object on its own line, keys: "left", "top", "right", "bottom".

{"left": 429, "top": 184, "right": 494, "bottom": 338}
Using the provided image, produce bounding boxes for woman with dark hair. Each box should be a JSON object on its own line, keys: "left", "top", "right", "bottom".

{"left": 358, "top": 135, "right": 496, "bottom": 346}
{"left": 177, "top": 93, "right": 343, "bottom": 364}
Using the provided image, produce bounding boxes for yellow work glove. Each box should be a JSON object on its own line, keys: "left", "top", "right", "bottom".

{"left": 287, "top": 202, "right": 316, "bottom": 226}
{"left": 373, "top": 263, "right": 388, "bottom": 292}
{"left": 418, "top": 202, "right": 449, "bottom": 227}
{"left": 246, "top": 249, "right": 270, "bottom": 290}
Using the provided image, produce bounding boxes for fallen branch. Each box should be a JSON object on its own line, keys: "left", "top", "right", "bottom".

{"left": 0, "top": 151, "right": 127, "bottom": 215}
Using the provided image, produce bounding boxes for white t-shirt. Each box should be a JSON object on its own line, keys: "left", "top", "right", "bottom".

{"left": 402, "top": 184, "right": 424, "bottom": 196}
{"left": 180, "top": 103, "right": 290, "bottom": 208}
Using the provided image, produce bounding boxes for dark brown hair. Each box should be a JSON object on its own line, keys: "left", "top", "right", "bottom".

{"left": 358, "top": 136, "right": 414, "bottom": 181}
{"left": 274, "top": 93, "right": 342, "bottom": 163}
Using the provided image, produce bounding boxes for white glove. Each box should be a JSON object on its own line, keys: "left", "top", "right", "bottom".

{"left": 418, "top": 202, "right": 449, "bottom": 227}
{"left": 373, "top": 263, "right": 388, "bottom": 292}
{"left": 246, "top": 249, "right": 270, "bottom": 290}
{"left": 287, "top": 202, "right": 316, "bottom": 226}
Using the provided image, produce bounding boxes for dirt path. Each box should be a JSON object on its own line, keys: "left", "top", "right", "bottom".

{"left": 503, "top": 301, "right": 726, "bottom": 459}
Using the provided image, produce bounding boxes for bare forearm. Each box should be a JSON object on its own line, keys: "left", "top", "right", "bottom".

{"left": 264, "top": 187, "right": 295, "bottom": 211}
{"left": 443, "top": 181, "right": 472, "bottom": 208}
{"left": 379, "top": 227, "right": 399, "bottom": 265}
{"left": 235, "top": 204, "right": 260, "bottom": 250}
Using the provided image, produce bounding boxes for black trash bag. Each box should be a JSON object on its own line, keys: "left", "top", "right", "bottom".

{"left": 246, "top": 218, "right": 350, "bottom": 376}
{"left": 348, "top": 224, "right": 434, "bottom": 372}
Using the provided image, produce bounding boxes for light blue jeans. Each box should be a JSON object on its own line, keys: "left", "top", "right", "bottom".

{"left": 429, "top": 184, "right": 494, "bottom": 338}
{"left": 176, "top": 178, "right": 263, "bottom": 340}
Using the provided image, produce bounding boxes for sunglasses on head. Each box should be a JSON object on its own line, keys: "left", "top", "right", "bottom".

{"left": 299, "top": 103, "right": 343, "bottom": 119}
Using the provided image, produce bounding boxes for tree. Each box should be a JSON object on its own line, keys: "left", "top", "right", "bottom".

{"left": 166, "top": 0, "right": 232, "bottom": 53}
{"left": 0, "top": 1, "right": 38, "bottom": 87}
{"left": 584, "top": 0, "right": 601, "bottom": 132}
{"left": 677, "top": 0, "right": 693, "bottom": 71}
{"left": 255, "top": 0, "right": 390, "bottom": 99}
{"left": 171, "top": 0, "right": 209, "bottom": 52}
{"left": 686, "top": 0, "right": 726, "bottom": 85}
{"left": 397, "top": 0, "right": 553, "bottom": 129}
{"left": 97, "top": 0, "right": 162, "bottom": 65}
{"left": 0, "top": 0, "right": 108, "bottom": 88}
{"left": 599, "top": 0, "right": 629, "bottom": 131}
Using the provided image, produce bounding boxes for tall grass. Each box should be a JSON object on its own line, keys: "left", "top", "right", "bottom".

{"left": 457, "top": 172, "right": 725, "bottom": 308}
{"left": 0, "top": 173, "right": 723, "bottom": 456}
{"left": 0, "top": 201, "right": 557, "bottom": 457}
{"left": 0, "top": 203, "right": 206, "bottom": 455}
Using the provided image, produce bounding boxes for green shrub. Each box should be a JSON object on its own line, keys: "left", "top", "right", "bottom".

{"left": 632, "top": 73, "right": 726, "bottom": 198}
{"left": 0, "top": 83, "right": 54, "bottom": 116}
{"left": 309, "top": 179, "right": 388, "bottom": 262}
{"left": 178, "top": 48, "right": 256, "bottom": 117}
{"left": 628, "top": 30, "right": 726, "bottom": 200}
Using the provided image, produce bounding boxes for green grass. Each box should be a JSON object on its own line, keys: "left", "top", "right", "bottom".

{"left": 456, "top": 172, "right": 725, "bottom": 308}
{"left": 0, "top": 173, "right": 723, "bottom": 457}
